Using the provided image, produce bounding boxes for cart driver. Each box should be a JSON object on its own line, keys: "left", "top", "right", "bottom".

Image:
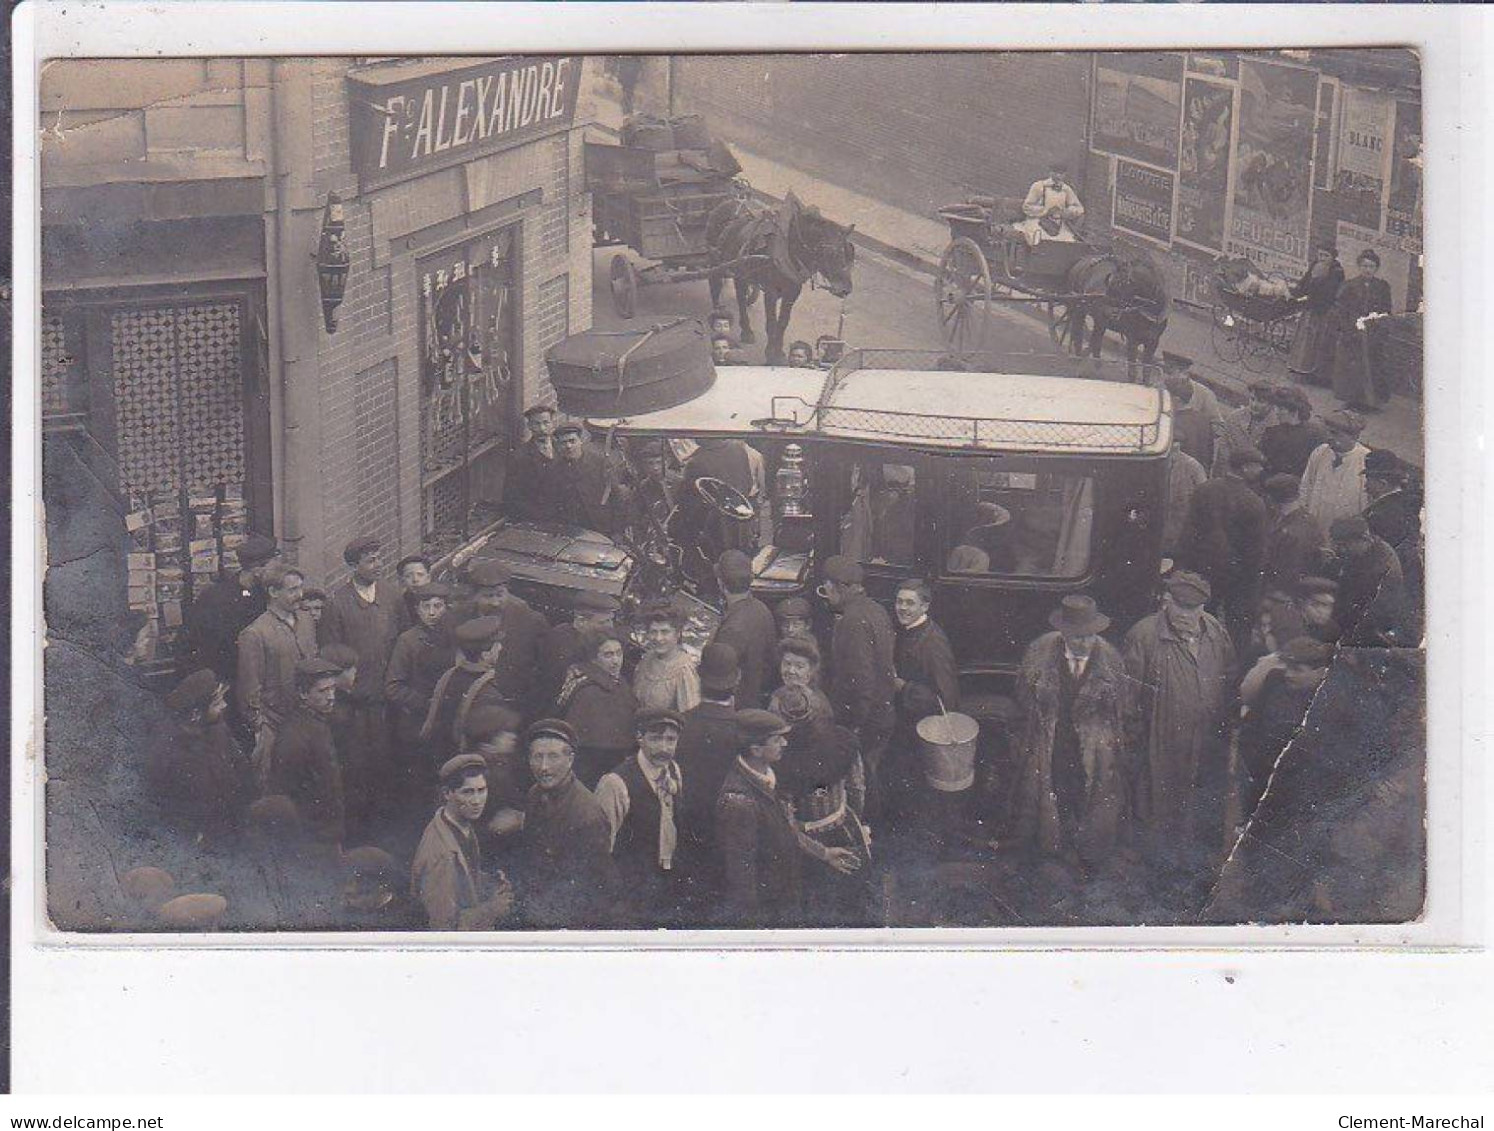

{"left": 1016, "top": 162, "right": 1085, "bottom": 248}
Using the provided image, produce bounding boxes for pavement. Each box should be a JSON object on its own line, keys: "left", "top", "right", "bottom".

{"left": 584, "top": 92, "right": 1422, "bottom": 463}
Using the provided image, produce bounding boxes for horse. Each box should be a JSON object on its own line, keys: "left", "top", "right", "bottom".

{"left": 704, "top": 190, "right": 856, "bottom": 365}
{"left": 1062, "top": 248, "right": 1170, "bottom": 364}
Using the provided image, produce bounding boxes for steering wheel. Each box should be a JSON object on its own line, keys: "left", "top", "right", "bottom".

{"left": 693, "top": 476, "right": 757, "bottom": 522}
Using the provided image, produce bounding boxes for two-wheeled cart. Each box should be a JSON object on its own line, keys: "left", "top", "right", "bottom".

{"left": 934, "top": 196, "right": 1099, "bottom": 353}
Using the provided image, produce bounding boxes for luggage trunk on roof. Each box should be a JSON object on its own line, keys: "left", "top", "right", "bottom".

{"left": 545, "top": 319, "right": 717, "bottom": 417}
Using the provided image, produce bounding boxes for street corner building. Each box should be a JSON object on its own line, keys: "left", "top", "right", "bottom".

{"left": 39, "top": 56, "right": 593, "bottom": 927}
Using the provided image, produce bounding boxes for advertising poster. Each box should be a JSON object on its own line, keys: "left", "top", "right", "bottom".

{"left": 1092, "top": 52, "right": 1184, "bottom": 169}
{"left": 1176, "top": 76, "right": 1234, "bottom": 252}
{"left": 1334, "top": 85, "right": 1393, "bottom": 229}
{"left": 1312, "top": 78, "right": 1338, "bottom": 192}
{"left": 1113, "top": 159, "right": 1176, "bottom": 244}
{"left": 1227, "top": 58, "right": 1318, "bottom": 276}
{"left": 1386, "top": 99, "right": 1423, "bottom": 248}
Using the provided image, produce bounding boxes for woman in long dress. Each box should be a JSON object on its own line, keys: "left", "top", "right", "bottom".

{"left": 1330, "top": 249, "right": 1395, "bottom": 411}
{"left": 630, "top": 603, "right": 701, "bottom": 714}
{"left": 1286, "top": 243, "right": 1345, "bottom": 387}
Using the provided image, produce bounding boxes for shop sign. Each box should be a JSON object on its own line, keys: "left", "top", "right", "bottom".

{"left": 1226, "top": 58, "right": 1318, "bottom": 276}
{"left": 1112, "top": 159, "right": 1175, "bottom": 244}
{"left": 350, "top": 56, "right": 582, "bottom": 189}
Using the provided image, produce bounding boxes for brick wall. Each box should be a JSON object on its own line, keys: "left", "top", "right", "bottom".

{"left": 304, "top": 59, "right": 590, "bottom": 582}
{"left": 675, "top": 53, "right": 1092, "bottom": 220}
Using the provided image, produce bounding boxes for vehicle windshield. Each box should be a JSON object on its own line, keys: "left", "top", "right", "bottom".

{"left": 942, "top": 466, "right": 1094, "bottom": 579}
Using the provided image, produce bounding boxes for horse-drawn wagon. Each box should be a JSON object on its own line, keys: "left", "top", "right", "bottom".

{"left": 934, "top": 195, "right": 1169, "bottom": 363}
{"left": 585, "top": 131, "right": 747, "bottom": 319}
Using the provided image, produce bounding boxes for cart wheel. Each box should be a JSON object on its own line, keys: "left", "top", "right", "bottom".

{"left": 1239, "top": 326, "right": 1277, "bottom": 374}
{"left": 610, "top": 254, "right": 639, "bottom": 319}
{"left": 1210, "top": 304, "right": 1245, "bottom": 364}
{"left": 935, "top": 237, "right": 992, "bottom": 351}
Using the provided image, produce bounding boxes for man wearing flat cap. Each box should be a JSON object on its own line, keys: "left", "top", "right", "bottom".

{"left": 1328, "top": 515, "right": 1408, "bottom": 646}
{"left": 774, "top": 596, "right": 814, "bottom": 642}
{"left": 236, "top": 562, "right": 319, "bottom": 785}
{"left": 1178, "top": 445, "right": 1268, "bottom": 646}
{"left": 716, "top": 708, "right": 862, "bottom": 927}
{"left": 183, "top": 532, "right": 279, "bottom": 687}
{"left": 267, "top": 658, "right": 348, "bottom": 849}
{"left": 319, "top": 537, "right": 402, "bottom": 833}
{"left": 451, "top": 558, "right": 550, "bottom": 718}
{"left": 1007, "top": 596, "right": 1130, "bottom": 867}
{"left": 1122, "top": 571, "right": 1237, "bottom": 893}
{"left": 594, "top": 706, "right": 697, "bottom": 926}
{"left": 419, "top": 615, "right": 513, "bottom": 768}
{"left": 148, "top": 668, "right": 252, "bottom": 843}
{"left": 503, "top": 402, "right": 563, "bottom": 523}
{"left": 552, "top": 417, "right": 629, "bottom": 536}
{"left": 1301, "top": 409, "right": 1370, "bottom": 529}
{"left": 1211, "top": 378, "right": 1281, "bottom": 479}
{"left": 411, "top": 752, "right": 515, "bottom": 930}
{"left": 1261, "top": 473, "right": 1327, "bottom": 592}
{"left": 819, "top": 555, "right": 898, "bottom": 819}
{"left": 515, "top": 718, "right": 618, "bottom": 928}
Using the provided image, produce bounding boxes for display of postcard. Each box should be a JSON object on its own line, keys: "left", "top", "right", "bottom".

{"left": 193, "top": 514, "right": 216, "bottom": 541}
{"left": 159, "top": 600, "right": 184, "bottom": 629}
{"left": 222, "top": 531, "right": 247, "bottom": 549}
{"left": 127, "top": 552, "right": 155, "bottom": 571}
{"left": 156, "top": 580, "right": 185, "bottom": 601}
{"left": 221, "top": 550, "right": 241, "bottom": 573}
{"left": 190, "top": 540, "right": 220, "bottom": 574}
{"left": 127, "top": 584, "right": 155, "bottom": 605}
{"left": 124, "top": 510, "right": 151, "bottom": 533}
{"left": 188, "top": 495, "right": 218, "bottom": 512}
{"left": 127, "top": 569, "right": 155, "bottom": 588}
{"left": 156, "top": 565, "right": 184, "bottom": 584}
{"left": 155, "top": 531, "right": 182, "bottom": 553}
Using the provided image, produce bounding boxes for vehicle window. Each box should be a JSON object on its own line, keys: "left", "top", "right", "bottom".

{"left": 943, "top": 466, "right": 1093, "bottom": 579}
{"left": 838, "top": 461, "right": 916, "bottom": 567}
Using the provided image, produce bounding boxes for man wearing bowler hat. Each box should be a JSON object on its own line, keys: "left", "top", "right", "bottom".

{"left": 1007, "top": 595, "right": 1130, "bottom": 868}
{"left": 594, "top": 706, "right": 696, "bottom": 926}
{"left": 1122, "top": 571, "right": 1237, "bottom": 892}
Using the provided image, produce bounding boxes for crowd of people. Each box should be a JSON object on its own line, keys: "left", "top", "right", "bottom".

{"left": 73, "top": 321, "right": 1423, "bottom": 930}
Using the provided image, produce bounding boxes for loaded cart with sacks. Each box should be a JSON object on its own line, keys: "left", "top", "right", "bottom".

{"left": 586, "top": 114, "right": 754, "bottom": 317}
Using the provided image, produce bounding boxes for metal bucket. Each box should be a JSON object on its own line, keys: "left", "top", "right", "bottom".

{"left": 916, "top": 710, "right": 980, "bottom": 793}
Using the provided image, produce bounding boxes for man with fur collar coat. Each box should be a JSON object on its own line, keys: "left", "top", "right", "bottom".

{"left": 1006, "top": 595, "right": 1130, "bottom": 868}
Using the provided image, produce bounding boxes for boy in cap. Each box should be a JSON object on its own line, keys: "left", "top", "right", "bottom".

{"left": 711, "top": 548, "right": 777, "bottom": 708}
{"left": 395, "top": 554, "right": 433, "bottom": 629}
{"left": 715, "top": 708, "right": 862, "bottom": 927}
{"left": 267, "top": 658, "right": 348, "bottom": 849}
{"left": 385, "top": 582, "right": 457, "bottom": 803}
{"left": 819, "top": 555, "right": 898, "bottom": 819}
{"left": 1122, "top": 572, "right": 1237, "bottom": 893}
{"left": 411, "top": 753, "right": 515, "bottom": 930}
{"left": 183, "top": 533, "right": 278, "bottom": 684}
{"left": 594, "top": 706, "right": 696, "bottom": 927}
{"left": 236, "top": 562, "right": 319, "bottom": 783}
{"left": 515, "top": 718, "right": 618, "bottom": 928}
{"left": 1300, "top": 409, "right": 1370, "bottom": 528}
{"left": 299, "top": 587, "right": 328, "bottom": 628}
{"left": 420, "top": 616, "right": 511, "bottom": 767}
{"left": 1328, "top": 515, "right": 1408, "bottom": 646}
{"left": 1212, "top": 378, "right": 1281, "bottom": 479}
{"left": 504, "top": 402, "right": 563, "bottom": 523}
{"left": 149, "top": 668, "right": 252, "bottom": 843}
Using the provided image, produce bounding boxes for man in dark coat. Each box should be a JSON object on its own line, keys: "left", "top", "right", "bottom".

{"left": 149, "top": 668, "right": 253, "bottom": 843}
{"left": 319, "top": 536, "right": 403, "bottom": 836}
{"left": 1165, "top": 375, "right": 1215, "bottom": 471}
{"left": 711, "top": 549, "right": 777, "bottom": 708}
{"left": 553, "top": 418, "right": 627, "bottom": 535}
{"left": 1261, "top": 473, "right": 1327, "bottom": 591}
{"left": 820, "top": 555, "right": 898, "bottom": 820}
{"left": 504, "top": 402, "right": 562, "bottom": 523}
{"left": 1328, "top": 515, "right": 1408, "bottom": 646}
{"left": 889, "top": 578, "right": 961, "bottom": 827}
{"left": 1178, "top": 446, "right": 1268, "bottom": 647}
{"left": 1362, "top": 449, "right": 1424, "bottom": 638}
{"left": 676, "top": 643, "right": 743, "bottom": 854}
{"left": 1007, "top": 596, "right": 1130, "bottom": 869}
{"left": 450, "top": 559, "right": 550, "bottom": 718}
{"left": 268, "top": 659, "right": 347, "bottom": 849}
{"left": 593, "top": 707, "right": 698, "bottom": 927}
{"left": 419, "top": 616, "right": 512, "bottom": 766}
{"left": 182, "top": 533, "right": 278, "bottom": 690}
{"left": 1234, "top": 635, "right": 1335, "bottom": 818}
{"left": 1259, "top": 387, "right": 1329, "bottom": 477}
{"left": 716, "top": 709, "right": 862, "bottom": 927}
{"left": 539, "top": 590, "right": 621, "bottom": 709}
{"left": 515, "top": 718, "right": 618, "bottom": 928}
